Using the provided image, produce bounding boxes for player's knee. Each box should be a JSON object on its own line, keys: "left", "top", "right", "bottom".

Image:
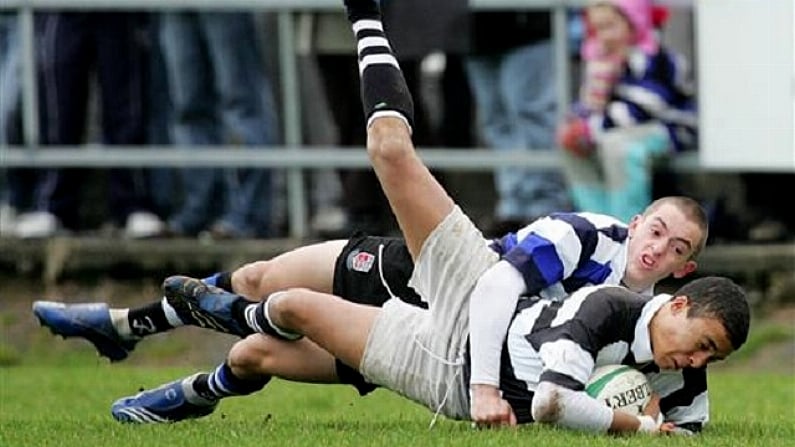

{"left": 268, "top": 288, "right": 314, "bottom": 331}
{"left": 232, "top": 260, "right": 274, "bottom": 299}
{"left": 367, "top": 119, "right": 413, "bottom": 164}
{"left": 228, "top": 336, "right": 272, "bottom": 378}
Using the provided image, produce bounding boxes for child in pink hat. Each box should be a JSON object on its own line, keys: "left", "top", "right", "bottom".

{"left": 557, "top": 0, "right": 696, "bottom": 222}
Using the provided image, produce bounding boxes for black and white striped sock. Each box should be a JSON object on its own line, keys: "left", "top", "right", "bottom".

{"left": 345, "top": 0, "right": 414, "bottom": 131}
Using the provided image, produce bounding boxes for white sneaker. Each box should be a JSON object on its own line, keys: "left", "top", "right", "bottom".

{"left": 0, "top": 204, "right": 17, "bottom": 237}
{"left": 310, "top": 206, "right": 347, "bottom": 235}
{"left": 124, "top": 211, "right": 165, "bottom": 238}
{"left": 13, "top": 211, "right": 61, "bottom": 238}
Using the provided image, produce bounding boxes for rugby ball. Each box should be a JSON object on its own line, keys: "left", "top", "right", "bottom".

{"left": 586, "top": 365, "right": 651, "bottom": 416}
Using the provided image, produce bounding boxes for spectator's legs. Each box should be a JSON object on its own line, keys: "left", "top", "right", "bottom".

{"left": 160, "top": 12, "right": 220, "bottom": 235}
{"left": 317, "top": 53, "right": 393, "bottom": 234}
{"left": 200, "top": 12, "right": 278, "bottom": 237}
{"left": 95, "top": 13, "right": 156, "bottom": 230}
{"left": 598, "top": 123, "right": 669, "bottom": 222}
{"left": 501, "top": 41, "right": 568, "bottom": 219}
{"left": 144, "top": 13, "right": 177, "bottom": 219}
{"left": 33, "top": 13, "right": 93, "bottom": 231}
{"left": 439, "top": 54, "right": 473, "bottom": 148}
{"left": 0, "top": 13, "right": 34, "bottom": 233}
{"left": 561, "top": 150, "right": 608, "bottom": 215}
{"left": 468, "top": 41, "right": 568, "bottom": 225}
{"left": 0, "top": 14, "right": 22, "bottom": 147}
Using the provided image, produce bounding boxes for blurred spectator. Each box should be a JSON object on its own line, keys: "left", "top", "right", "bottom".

{"left": 466, "top": 11, "right": 571, "bottom": 236}
{"left": 0, "top": 13, "right": 26, "bottom": 236}
{"left": 0, "top": 13, "right": 21, "bottom": 147}
{"left": 159, "top": 12, "right": 279, "bottom": 238}
{"left": 143, "top": 14, "right": 177, "bottom": 221}
{"left": 11, "top": 12, "right": 164, "bottom": 239}
{"left": 557, "top": 0, "right": 697, "bottom": 222}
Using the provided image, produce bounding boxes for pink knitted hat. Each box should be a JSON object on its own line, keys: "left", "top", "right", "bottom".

{"left": 581, "top": 0, "right": 662, "bottom": 60}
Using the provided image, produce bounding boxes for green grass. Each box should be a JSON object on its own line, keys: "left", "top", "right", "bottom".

{"left": 1, "top": 365, "right": 793, "bottom": 447}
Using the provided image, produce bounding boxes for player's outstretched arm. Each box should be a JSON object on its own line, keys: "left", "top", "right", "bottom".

{"left": 345, "top": 0, "right": 454, "bottom": 259}
{"left": 532, "top": 381, "right": 666, "bottom": 434}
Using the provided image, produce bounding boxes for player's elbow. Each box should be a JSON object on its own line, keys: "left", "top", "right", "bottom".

{"left": 531, "top": 382, "right": 563, "bottom": 424}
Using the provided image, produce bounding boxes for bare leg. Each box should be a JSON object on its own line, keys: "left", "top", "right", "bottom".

{"left": 366, "top": 118, "right": 454, "bottom": 259}
{"left": 228, "top": 334, "right": 339, "bottom": 383}
{"left": 231, "top": 239, "right": 346, "bottom": 300}
{"left": 267, "top": 288, "right": 379, "bottom": 370}
{"left": 343, "top": 1, "right": 455, "bottom": 259}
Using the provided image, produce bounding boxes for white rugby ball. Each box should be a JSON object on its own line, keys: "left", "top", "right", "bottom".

{"left": 585, "top": 364, "right": 652, "bottom": 416}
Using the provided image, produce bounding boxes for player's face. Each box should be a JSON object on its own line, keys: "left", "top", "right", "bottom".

{"left": 651, "top": 296, "right": 735, "bottom": 370}
{"left": 587, "top": 4, "right": 634, "bottom": 58}
{"left": 624, "top": 203, "right": 700, "bottom": 291}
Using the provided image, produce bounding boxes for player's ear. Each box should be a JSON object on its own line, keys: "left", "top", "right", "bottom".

{"left": 670, "top": 295, "right": 690, "bottom": 314}
{"left": 627, "top": 214, "right": 643, "bottom": 235}
{"left": 672, "top": 260, "right": 697, "bottom": 279}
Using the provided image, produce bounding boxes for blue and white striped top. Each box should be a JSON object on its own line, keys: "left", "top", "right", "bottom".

{"left": 489, "top": 211, "right": 644, "bottom": 299}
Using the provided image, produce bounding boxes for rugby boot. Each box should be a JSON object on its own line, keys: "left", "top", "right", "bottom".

{"left": 111, "top": 373, "right": 217, "bottom": 423}
{"left": 163, "top": 275, "right": 250, "bottom": 337}
{"left": 32, "top": 301, "right": 137, "bottom": 362}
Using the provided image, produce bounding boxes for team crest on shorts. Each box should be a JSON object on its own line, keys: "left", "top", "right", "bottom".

{"left": 348, "top": 250, "right": 376, "bottom": 273}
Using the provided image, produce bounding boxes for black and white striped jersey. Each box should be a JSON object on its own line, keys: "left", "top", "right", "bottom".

{"left": 492, "top": 284, "right": 708, "bottom": 431}
{"left": 489, "top": 212, "right": 652, "bottom": 299}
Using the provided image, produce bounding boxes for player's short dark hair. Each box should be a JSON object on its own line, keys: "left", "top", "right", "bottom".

{"left": 675, "top": 276, "right": 750, "bottom": 350}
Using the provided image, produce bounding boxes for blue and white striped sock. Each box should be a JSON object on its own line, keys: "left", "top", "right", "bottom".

{"left": 245, "top": 294, "right": 303, "bottom": 341}
{"left": 193, "top": 363, "right": 269, "bottom": 400}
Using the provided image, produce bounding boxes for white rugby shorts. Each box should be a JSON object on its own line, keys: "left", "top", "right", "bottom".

{"left": 359, "top": 206, "right": 499, "bottom": 419}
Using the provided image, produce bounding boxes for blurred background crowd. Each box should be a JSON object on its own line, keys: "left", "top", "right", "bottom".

{"left": 1, "top": 0, "right": 793, "bottom": 243}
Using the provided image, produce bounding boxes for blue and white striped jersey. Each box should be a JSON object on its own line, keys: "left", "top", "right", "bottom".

{"left": 489, "top": 212, "right": 650, "bottom": 299}
{"left": 489, "top": 285, "right": 708, "bottom": 432}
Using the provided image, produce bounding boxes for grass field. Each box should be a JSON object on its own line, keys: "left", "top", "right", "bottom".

{"left": 1, "top": 285, "right": 793, "bottom": 447}
{"left": 1, "top": 360, "right": 793, "bottom": 447}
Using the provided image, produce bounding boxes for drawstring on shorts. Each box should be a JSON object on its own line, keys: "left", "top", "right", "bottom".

{"left": 376, "top": 244, "right": 466, "bottom": 430}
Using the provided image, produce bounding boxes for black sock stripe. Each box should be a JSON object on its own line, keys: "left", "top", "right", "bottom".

{"left": 359, "top": 46, "right": 394, "bottom": 59}
{"left": 355, "top": 27, "right": 385, "bottom": 38}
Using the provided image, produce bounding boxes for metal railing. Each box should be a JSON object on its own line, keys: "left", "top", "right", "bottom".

{"left": 0, "top": 0, "right": 696, "bottom": 238}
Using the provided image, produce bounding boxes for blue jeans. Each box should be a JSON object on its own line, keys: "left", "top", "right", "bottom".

{"left": 160, "top": 12, "right": 278, "bottom": 236}
{"left": 466, "top": 40, "right": 570, "bottom": 220}
{"left": 0, "top": 14, "right": 21, "bottom": 147}
{"left": 0, "top": 14, "right": 23, "bottom": 207}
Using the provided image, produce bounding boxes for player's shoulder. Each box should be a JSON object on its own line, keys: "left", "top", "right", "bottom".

{"left": 532, "top": 212, "right": 628, "bottom": 237}
{"left": 576, "top": 284, "right": 648, "bottom": 309}
{"left": 536, "top": 211, "right": 623, "bottom": 228}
